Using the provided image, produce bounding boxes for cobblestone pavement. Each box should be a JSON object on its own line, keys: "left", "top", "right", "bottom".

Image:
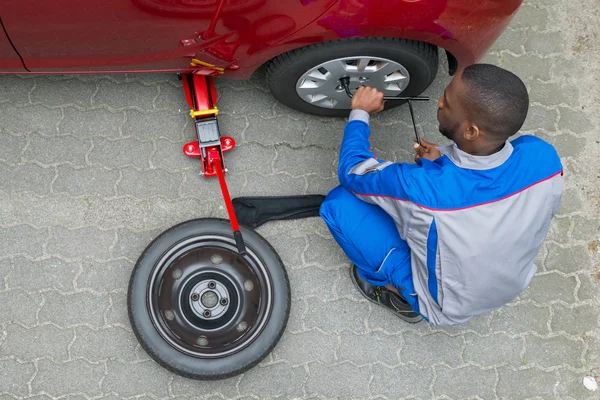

{"left": 1, "top": 0, "right": 599, "bottom": 399}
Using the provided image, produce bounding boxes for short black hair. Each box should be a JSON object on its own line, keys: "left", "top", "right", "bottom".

{"left": 460, "top": 64, "right": 529, "bottom": 140}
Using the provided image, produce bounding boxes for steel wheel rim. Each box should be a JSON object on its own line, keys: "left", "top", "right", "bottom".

{"left": 147, "top": 234, "right": 273, "bottom": 359}
{"left": 295, "top": 56, "right": 411, "bottom": 109}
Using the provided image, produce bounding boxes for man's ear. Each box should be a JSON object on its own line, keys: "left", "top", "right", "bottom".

{"left": 463, "top": 124, "right": 480, "bottom": 141}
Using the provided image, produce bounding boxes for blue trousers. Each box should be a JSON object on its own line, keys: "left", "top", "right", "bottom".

{"left": 320, "top": 186, "right": 420, "bottom": 313}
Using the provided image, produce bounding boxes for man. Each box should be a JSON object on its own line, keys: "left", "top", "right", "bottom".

{"left": 320, "top": 64, "right": 563, "bottom": 326}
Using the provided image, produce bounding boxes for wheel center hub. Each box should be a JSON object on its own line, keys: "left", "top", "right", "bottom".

{"left": 201, "top": 290, "right": 218, "bottom": 308}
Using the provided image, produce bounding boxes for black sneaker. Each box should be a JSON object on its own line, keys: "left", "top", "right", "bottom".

{"left": 350, "top": 265, "right": 423, "bottom": 323}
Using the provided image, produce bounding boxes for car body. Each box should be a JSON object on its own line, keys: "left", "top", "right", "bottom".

{"left": 0, "top": 0, "right": 522, "bottom": 77}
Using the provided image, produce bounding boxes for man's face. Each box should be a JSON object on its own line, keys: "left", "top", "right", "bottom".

{"left": 437, "top": 72, "right": 468, "bottom": 142}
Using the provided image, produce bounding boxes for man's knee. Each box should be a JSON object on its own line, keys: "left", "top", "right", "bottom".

{"left": 319, "top": 186, "right": 353, "bottom": 227}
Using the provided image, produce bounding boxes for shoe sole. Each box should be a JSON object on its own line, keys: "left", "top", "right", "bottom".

{"left": 349, "top": 267, "right": 423, "bottom": 324}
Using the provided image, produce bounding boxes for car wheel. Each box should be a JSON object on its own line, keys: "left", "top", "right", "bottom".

{"left": 266, "top": 38, "right": 438, "bottom": 117}
{"left": 128, "top": 218, "right": 290, "bottom": 380}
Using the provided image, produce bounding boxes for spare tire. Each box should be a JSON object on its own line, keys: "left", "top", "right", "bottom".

{"left": 127, "top": 218, "right": 290, "bottom": 380}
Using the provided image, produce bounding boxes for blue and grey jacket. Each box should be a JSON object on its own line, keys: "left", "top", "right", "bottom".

{"left": 341, "top": 111, "right": 563, "bottom": 325}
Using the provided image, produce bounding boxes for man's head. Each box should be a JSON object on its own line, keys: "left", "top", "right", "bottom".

{"left": 437, "top": 64, "right": 529, "bottom": 155}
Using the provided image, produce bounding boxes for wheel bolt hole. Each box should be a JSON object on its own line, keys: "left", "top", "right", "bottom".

{"left": 190, "top": 293, "right": 200, "bottom": 301}
{"left": 208, "top": 281, "right": 216, "bottom": 289}
{"left": 220, "top": 298, "right": 228, "bottom": 306}
{"left": 197, "top": 336, "right": 208, "bottom": 346}
{"left": 164, "top": 310, "right": 175, "bottom": 321}
{"left": 203, "top": 310, "right": 211, "bottom": 318}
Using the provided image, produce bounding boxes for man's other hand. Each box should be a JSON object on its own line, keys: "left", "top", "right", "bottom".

{"left": 351, "top": 86, "right": 384, "bottom": 115}
{"left": 414, "top": 138, "right": 441, "bottom": 162}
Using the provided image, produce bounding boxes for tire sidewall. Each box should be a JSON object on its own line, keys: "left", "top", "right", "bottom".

{"left": 268, "top": 39, "right": 438, "bottom": 117}
{"left": 128, "top": 218, "right": 290, "bottom": 379}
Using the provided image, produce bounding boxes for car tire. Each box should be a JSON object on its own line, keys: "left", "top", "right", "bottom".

{"left": 128, "top": 218, "right": 290, "bottom": 380}
{"left": 266, "top": 38, "right": 438, "bottom": 117}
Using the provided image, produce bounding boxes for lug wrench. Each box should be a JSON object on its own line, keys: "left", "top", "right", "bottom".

{"left": 339, "top": 77, "right": 428, "bottom": 145}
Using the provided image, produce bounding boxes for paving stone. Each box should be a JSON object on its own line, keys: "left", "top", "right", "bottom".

{"left": 122, "top": 110, "right": 187, "bottom": 141}
{"left": 0, "top": 290, "right": 40, "bottom": 325}
{"left": 243, "top": 173, "right": 306, "bottom": 197}
{"left": 548, "top": 216, "right": 570, "bottom": 244}
{"left": 0, "top": 132, "right": 26, "bottom": 164}
{"left": 304, "top": 234, "right": 348, "bottom": 268}
{"left": 551, "top": 304, "right": 600, "bottom": 335}
{"left": 528, "top": 80, "right": 579, "bottom": 107}
{"left": 338, "top": 331, "right": 401, "bottom": 366}
{"left": 117, "top": 168, "right": 181, "bottom": 199}
{"left": 585, "top": 335, "right": 600, "bottom": 367}
{"left": 217, "top": 113, "right": 248, "bottom": 142}
{"left": 47, "top": 226, "right": 114, "bottom": 260}
{"left": 60, "top": 108, "right": 123, "bottom": 139}
{"left": 401, "top": 332, "right": 464, "bottom": 367}
{"left": 31, "top": 78, "right": 96, "bottom": 109}
{"left": 112, "top": 229, "right": 161, "bottom": 260}
{"left": 263, "top": 232, "right": 305, "bottom": 268}
{"left": 503, "top": 53, "right": 552, "bottom": 80}
{"left": 489, "top": 303, "right": 551, "bottom": 335}
{"left": 71, "top": 326, "right": 138, "bottom": 362}
{"left": 82, "top": 197, "right": 147, "bottom": 231}
{"left": 9, "top": 257, "right": 78, "bottom": 291}
{"left": 152, "top": 138, "right": 192, "bottom": 172}
{"left": 180, "top": 168, "right": 245, "bottom": 200}
{"left": 274, "top": 145, "right": 336, "bottom": 178}
{"left": 304, "top": 298, "right": 368, "bottom": 334}
{"left": 520, "top": 272, "right": 577, "bottom": 304}
{"left": 143, "top": 197, "right": 221, "bottom": 231}
{"left": 521, "top": 104, "right": 558, "bottom": 133}
{"left": 32, "top": 359, "right": 104, "bottom": 397}
{"left": 171, "top": 375, "right": 239, "bottom": 399}
{"left": 224, "top": 143, "right": 276, "bottom": 175}
{"left": 53, "top": 165, "right": 119, "bottom": 197}
{"left": 103, "top": 361, "right": 170, "bottom": 398}
{"left": 463, "top": 333, "right": 523, "bottom": 367}
{"left": 306, "top": 362, "right": 370, "bottom": 398}
{"left": 558, "top": 188, "right": 584, "bottom": 215}
{"left": 217, "top": 87, "right": 276, "bottom": 118}
{"left": 286, "top": 299, "right": 306, "bottom": 333}
{"left": 558, "top": 107, "right": 593, "bottom": 134}
{"left": 304, "top": 118, "right": 344, "bottom": 150}
{"left": 0, "top": 163, "right": 54, "bottom": 195}
{"left": 89, "top": 137, "right": 153, "bottom": 169}
{"left": 77, "top": 259, "right": 133, "bottom": 293}
{"left": 38, "top": 291, "right": 109, "bottom": 327}
{"left": 524, "top": 334, "right": 585, "bottom": 368}
{"left": 0, "top": 258, "right": 11, "bottom": 289}
{"left": 556, "top": 369, "right": 599, "bottom": 400}
{"left": 106, "top": 293, "right": 129, "bottom": 328}
{"left": 0, "top": 225, "right": 48, "bottom": 259}
{"left": 94, "top": 81, "right": 157, "bottom": 111}
{"left": 245, "top": 115, "right": 305, "bottom": 146}
{"left": 273, "top": 329, "right": 337, "bottom": 365}
{"left": 0, "top": 359, "right": 35, "bottom": 396}
{"left": 238, "top": 363, "right": 305, "bottom": 398}
{"left": 0, "top": 103, "right": 61, "bottom": 135}
{"left": 0, "top": 324, "right": 72, "bottom": 361}
{"left": 288, "top": 266, "right": 338, "bottom": 300}
{"left": 496, "top": 366, "right": 558, "bottom": 399}
{"left": 545, "top": 244, "right": 590, "bottom": 274}
{"left": 370, "top": 363, "right": 431, "bottom": 399}
{"left": 525, "top": 31, "right": 565, "bottom": 55}
{"left": 306, "top": 175, "right": 338, "bottom": 195}
{"left": 571, "top": 216, "right": 600, "bottom": 242}
{"left": 545, "top": 133, "right": 586, "bottom": 158}
{"left": 551, "top": 57, "right": 589, "bottom": 82}
{"left": 510, "top": 5, "right": 549, "bottom": 30}
{"left": 576, "top": 272, "right": 598, "bottom": 302}
{"left": 154, "top": 82, "right": 187, "bottom": 111}
{"left": 434, "top": 365, "right": 496, "bottom": 399}
{"left": 491, "top": 28, "right": 528, "bottom": 54}
{"left": 0, "top": 75, "right": 33, "bottom": 106}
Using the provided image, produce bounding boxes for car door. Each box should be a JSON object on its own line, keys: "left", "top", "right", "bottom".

{"left": 0, "top": 0, "right": 337, "bottom": 73}
{"left": 0, "top": 18, "right": 25, "bottom": 72}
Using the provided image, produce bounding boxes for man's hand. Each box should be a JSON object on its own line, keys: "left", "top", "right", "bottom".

{"left": 414, "top": 138, "right": 441, "bottom": 162}
{"left": 351, "top": 86, "right": 384, "bottom": 115}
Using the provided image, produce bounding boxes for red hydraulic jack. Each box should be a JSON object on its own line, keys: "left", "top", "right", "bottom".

{"left": 181, "top": 74, "right": 246, "bottom": 255}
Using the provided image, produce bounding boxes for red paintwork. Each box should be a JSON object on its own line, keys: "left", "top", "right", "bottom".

{"left": 183, "top": 74, "right": 218, "bottom": 111}
{"left": 184, "top": 137, "right": 235, "bottom": 158}
{"left": 0, "top": 0, "right": 522, "bottom": 77}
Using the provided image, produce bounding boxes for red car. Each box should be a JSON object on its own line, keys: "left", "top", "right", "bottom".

{"left": 0, "top": 0, "right": 522, "bottom": 116}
